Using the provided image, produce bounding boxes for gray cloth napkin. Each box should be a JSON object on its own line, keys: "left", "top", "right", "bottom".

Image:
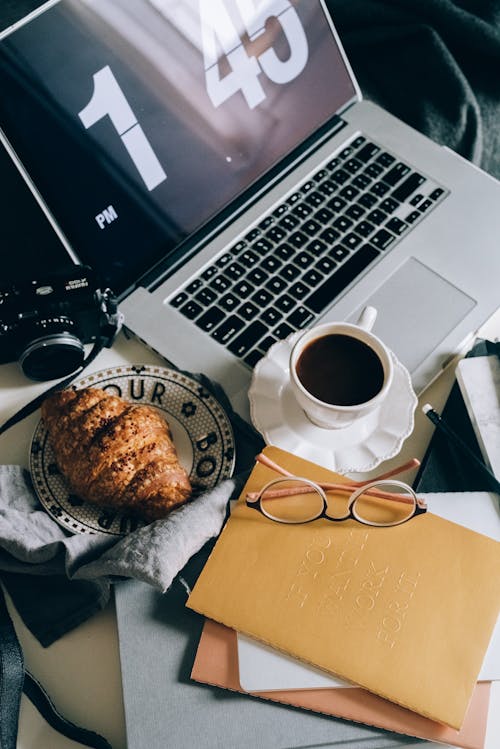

{"left": 0, "top": 465, "right": 243, "bottom": 589}
{"left": 0, "top": 465, "right": 247, "bottom": 645}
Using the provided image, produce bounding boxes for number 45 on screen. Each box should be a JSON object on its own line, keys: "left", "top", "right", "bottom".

{"left": 202, "top": 0, "right": 309, "bottom": 109}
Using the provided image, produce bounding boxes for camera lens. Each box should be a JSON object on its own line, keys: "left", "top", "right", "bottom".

{"left": 20, "top": 333, "right": 85, "bottom": 381}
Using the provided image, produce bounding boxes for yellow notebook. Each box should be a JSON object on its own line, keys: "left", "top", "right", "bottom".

{"left": 187, "top": 446, "right": 500, "bottom": 729}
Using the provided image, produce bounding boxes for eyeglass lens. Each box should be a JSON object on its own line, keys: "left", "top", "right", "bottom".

{"left": 260, "top": 479, "right": 324, "bottom": 523}
{"left": 352, "top": 481, "right": 416, "bottom": 526}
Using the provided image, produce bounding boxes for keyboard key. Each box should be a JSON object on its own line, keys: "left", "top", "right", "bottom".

{"left": 233, "top": 279, "right": 254, "bottom": 296}
{"left": 358, "top": 192, "right": 378, "bottom": 209}
{"left": 186, "top": 279, "right": 203, "bottom": 293}
{"left": 409, "top": 193, "right": 424, "bottom": 206}
{"left": 275, "top": 243, "right": 295, "bottom": 261}
{"left": 224, "top": 263, "right": 245, "bottom": 281}
{"left": 405, "top": 210, "right": 421, "bottom": 224}
{"left": 344, "top": 158, "right": 363, "bottom": 174}
{"left": 251, "top": 289, "right": 274, "bottom": 306}
{"left": 430, "top": 187, "right": 445, "bottom": 200}
{"left": 266, "top": 226, "right": 286, "bottom": 243}
{"left": 260, "top": 255, "right": 283, "bottom": 273}
{"left": 366, "top": 209, "right": 387, "bottom": 225}
{"left": 375, "top": 152, "right": 396, "bottom": 168}
{"left": 259, "top": 335, "right": 278, "bottom": 353}
{"left": 276, "top": 294, "right": 295, "bottom": 312}
{"left": 261, "top": 308, "right": 281, "bottom": 326}
{"left": 326, "top": 157, "right": 340, "bottom": 170}
{"left": 339, "top": 145, "right": 353, "bottom": 159}
{"left": 386, "top": 217, "right": 408, "bottom": 235}
{"left": 314, "top": 207, "right": 334, "bottom": 223}
{"left": 239, "top": 302, "right": 259, "bottom": 320}
{"left": 171, "top": 291, "right": 188, "bottom": 308}
{"left": 352, "top": 173, "right": 372, "bottom": 190}
{"left": 195, "top": 287, "right": 217, "bottom": 306}
{"left": 392, "top": 173, "right": 425, "bottom": 201}
{"left": 252, "top": 237, "right": 273, "bottom": 254}
{"left": 209, "top": 275, "right": 231, "bottom": 293}
{"left": 247, "top": 267, "right": 266, "bottom": 285}
{"left": 315, "top": 256, "right": 337, "bottom": 274}
{"left": 180, "top": 300, "right": 203, "bottom": 319}
{"left": 379, "top": 197, "right": 399, "bottom": 214}
{"left": 370, "top": 181, "right": 390, "bottom": 197}
{"left": 196, "top": 306, "right": 225, "bottom": 331}
{"left": 313, "top": 169, "right": 329, "bottom": 182}
{"left": 419, "top": 199, "right": 433, "bottom": 211}
{"left": 331, "top": 169, "right": 350, "bottom": 185}
{"left": 333, "top": 215, "right": 354, "bottom": 232}
{"left": 289, "top": 282, "right": 309, "bottom": 299}
{"left": 383, "top": 162, "right": 411, "bottom": 186}
{"left": 356, "top": 220, "right": 375, "bottom": 237}
{"left": 219, "top": 293, "right": 239, "bottom": 311}
{"left": 356, "top": 142, "right": 380, "bottom": 162}
{"left": 327, "top": 196, "right": 347, "bottom": 212}
{"left": 329, "top": 244, "right": 350, "bottom": 262}
{"left": 228, "top": 321, "right": 267, "bottom": 356}
{"left": 307, "top": 238, "right": 328, "bottom": 256}
{"left": 258, "top": 215, "right": 274, "bottom": 230}
{"left": 201, "top": 265, "right": 217, "bottom": 280}
{"left": 371, "top": 229, "right": 396, "bottom": 250}
{"left": 302, "top": 269, "right": 324, "bottom": 287}
{"left": 231, "top": 240, "right": 247, "bottom": 255}
{"left": 292, "top": 203, "right": 313, "bottom": 219}
{"left": 289, "top": 231, "right": 309, "bottom": 249}
{"left": 280, "top": 213, "right": 300, "bottom": 231}
{"left": 320, "top": 227, "right": 341, "bottom": 244}
{"left": 273, "top": 203, "right": 288, "bottom": 218}
{"left": 345, "top": 203, "right": 365, "bottom": 220}
{"left": 287, "top": 307, "right": 315, "bottom": 329}
{"left": 293, "top": 251, "right": 314, "bottom": 268}
{"left": 339, "top": 184, "right": 360, "bottom": 201}
{"left": 265, "top": 276, "right": 287, "bottom": 294}
{"left": 301, "top": 179, "right": 315, "bottom": 194}
{"left": 245, "top": 228, "right": 260, "bottom": 242}
{"left": 244, "top": 350, "right": 264, "bottom": 367}
{"left": 318, "top": 180, "right": 337, "bottom": 196}
{"left": 279, "top": 264, "right": 301, "bottom": 282}
{"left": 215, "top": 253, "right": 232, "bottom": 268}
{"left": 211, "top": 315, "right": 245, "bottom": 344}
{"left": 365, "top": 162, "right": 384, "bottom": 178}
{"left": 240, "top": 249, "right": 259, "bottom": 267}
{"left": 305, "top": 191, "right": 325, "bottom": 206}
{"left": 343, "top": 232, "right": 363, "bottom": 250}
{"left": 306, "top": 244, "right": 380, "bottom": 314}
{"left": 273, "top": 322, "right": 294, "bottom": 339}
{"left": 351, "top": 135, "right": 366, "bottom": 148}
{"left": 302, "top": 219, "right": 323, "bottom": 236}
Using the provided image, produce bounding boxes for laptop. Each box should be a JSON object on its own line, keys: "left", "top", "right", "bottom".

{"left": 1, "top": 0, "right": 500, "bottom": 421}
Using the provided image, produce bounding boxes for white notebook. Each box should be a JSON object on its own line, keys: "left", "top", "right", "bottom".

{"left": 456, "top": 354, "right": 500, "bottom": 479}
{"left": 237, "top": 492, "right": 500, "bottom": 692}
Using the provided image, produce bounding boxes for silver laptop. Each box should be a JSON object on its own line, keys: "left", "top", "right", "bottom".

{"left": 2, "top": 0, "right": 500, "bottom": 420}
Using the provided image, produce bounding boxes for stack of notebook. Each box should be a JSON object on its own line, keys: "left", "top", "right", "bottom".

{"left": 187, "top": 446, "right": 500, "bottom": 748}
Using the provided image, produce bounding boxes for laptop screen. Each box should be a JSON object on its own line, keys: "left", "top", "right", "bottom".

{"left": 0, "top": 0, "right": 357, "bottom": 296}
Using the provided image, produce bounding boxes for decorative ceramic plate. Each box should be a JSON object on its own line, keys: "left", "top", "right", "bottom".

{"left": 30, "top": 365, "right": 236, "bottom": 536}
{"left": 248, "top": 334, "right": 417, "bottom": 474}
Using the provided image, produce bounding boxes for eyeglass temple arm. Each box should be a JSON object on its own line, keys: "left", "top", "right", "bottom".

{"left": 254, "top": 453, "right": 420, "bottom": 488}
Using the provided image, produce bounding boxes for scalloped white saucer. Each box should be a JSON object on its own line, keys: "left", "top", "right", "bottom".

{"left": 248, "top": 334, "right": 417, "bottom": 474}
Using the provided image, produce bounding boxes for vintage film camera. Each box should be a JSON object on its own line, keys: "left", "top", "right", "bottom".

{"left": 0, "top": 265, "right": 123, "bottom": 380}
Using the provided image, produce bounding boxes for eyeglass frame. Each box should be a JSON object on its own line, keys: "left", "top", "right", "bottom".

{"left": 246, "top": 476, "right": 427, "bottom": 527}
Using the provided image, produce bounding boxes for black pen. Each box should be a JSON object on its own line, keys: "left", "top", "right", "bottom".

{"left": 422, "top": 404, "right": 500, "bottom": 495}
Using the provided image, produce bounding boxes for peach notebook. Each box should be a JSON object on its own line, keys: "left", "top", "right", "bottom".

{"left": 187, "top": 446, "right": 500, "bottom": 729}
{"left": 192, "top": 619, "right": 491, "bottom": 749}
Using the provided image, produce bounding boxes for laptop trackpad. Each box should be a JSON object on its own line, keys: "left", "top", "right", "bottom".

{"left": 349, "top": 258, "right": 476, "bottom": 373}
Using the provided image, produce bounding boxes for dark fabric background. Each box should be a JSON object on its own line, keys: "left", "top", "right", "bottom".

{"left": 3, "top": 0, "right": 500, "bottom": 179}
{"left": 325, "top": 0, "right": 500, "bottom": 178}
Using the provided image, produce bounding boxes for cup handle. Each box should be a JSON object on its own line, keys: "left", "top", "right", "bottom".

{"left": 356, "top": 306, "right": 377, "bottom": 332}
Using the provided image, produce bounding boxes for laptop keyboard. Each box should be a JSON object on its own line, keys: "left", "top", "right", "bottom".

{"left": 170, "top": 134, "right": 448, "bottom": 368}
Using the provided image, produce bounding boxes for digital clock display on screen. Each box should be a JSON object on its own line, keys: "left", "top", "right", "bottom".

{"left": 0, "top": 0, "right": 356, "bottom": 295}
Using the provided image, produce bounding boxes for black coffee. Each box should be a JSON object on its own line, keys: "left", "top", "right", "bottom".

{"left": 296, "top": 334, "right": 384, "bottom": 406}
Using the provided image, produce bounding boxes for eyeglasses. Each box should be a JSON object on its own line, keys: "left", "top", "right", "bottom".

{"left": 246, "top": 453, "right": 427, "bottom": 528}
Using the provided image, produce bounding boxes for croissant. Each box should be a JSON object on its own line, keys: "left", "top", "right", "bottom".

{"left": 40, "top": 387, "right": 192, "bottom": 521}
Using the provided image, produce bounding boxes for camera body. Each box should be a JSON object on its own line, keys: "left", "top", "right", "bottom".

{"left": 0, "top": 265, "right": 122, "bottom": 380}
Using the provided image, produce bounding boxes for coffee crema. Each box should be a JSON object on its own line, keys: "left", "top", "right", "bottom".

{"left": 295, "top": 333, "right": 385, "bottom": 406}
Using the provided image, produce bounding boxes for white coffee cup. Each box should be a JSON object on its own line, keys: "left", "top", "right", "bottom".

{"left": 289, "top": 307, "right": 393, "bottom": 429}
